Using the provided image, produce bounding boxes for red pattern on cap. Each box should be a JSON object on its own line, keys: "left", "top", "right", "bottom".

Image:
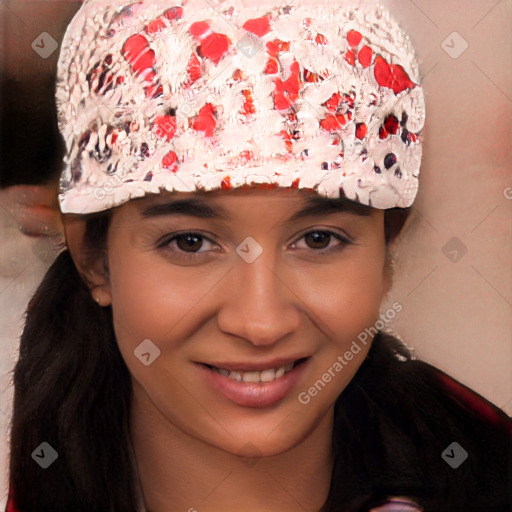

{"left": 273, "top": 59, "right": 301, "bottom": 110}
{"left": 121, "top": 34, "right": 155, "bottom": 77}
{"left": 356, "top": 122, "right": 368, "bottom": 139}
{"left": 145, "top": 17, "right": 166, "bottom": 35}
{"left": 162, "top": 150, "right": 179, "bottom": 171}
{"left": 153, "top": 115, "right": 177, "bottom": 142}
{"left": 345, "top": 50, "right": 356, "bottom": 66}
{"left": 265, "top": 39, "right": 290, "bottom": 75}
{"left": 347, "top": 29, "right": 363, "bottom": 47}
{"left": 358, "top": 45, "right": 373, "bottom": 68}
{"left": 243, "top": 14, "right": 272, "bottom": 37}
{"left": 242, "top": 89, "right": 256, "bottom": 116}
{"left": 189, "top": 21, "right": 232, "bottom": 65}
{"left": 374, "top": 55, "right": 415, "bottom": 94}
{"left": 193, "top": 103, "right": 217, "bottom": 136}
{"left": 185, "top": 53, "right": 202, "bottom": 86}
{"left": 121, "top": 33, "right": 165, "bottom": 98}
{"left": 163, "top": 6, "right": 183, "bottom": 22}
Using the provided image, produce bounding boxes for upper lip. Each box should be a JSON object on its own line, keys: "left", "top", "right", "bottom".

{"left": 197, "top": 356, "right": 309, "bottom": 372}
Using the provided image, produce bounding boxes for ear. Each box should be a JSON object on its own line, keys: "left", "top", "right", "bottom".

{"left": 62, "top": 214, "right": 112, "bottom": 307}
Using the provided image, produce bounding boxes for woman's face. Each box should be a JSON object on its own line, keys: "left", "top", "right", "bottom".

{"left": 103, "top": 187, "right": 389, "bottom": 456}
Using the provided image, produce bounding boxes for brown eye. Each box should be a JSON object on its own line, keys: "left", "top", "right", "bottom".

{"left": 304, "top": 231, "right": 332, "bottom": 249}
{"left": 292, "top": 230, "right": 352, "bottom": 255}
{"left": 175, "top": 233, "right": 204, "bottom": 252}
{"left": 159, "top": 231, "right": 218, "bottom": 260}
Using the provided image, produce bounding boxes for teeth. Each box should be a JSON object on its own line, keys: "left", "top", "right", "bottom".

{"left": 260, "top": 369, "right": 275, "bottom": 382}
{"left": 230, "top": 370, "right": 242, "bottom": 382}
{"left": 212, "top": 363, "right": 297, "bottom": 383}
{"left": 242, "top": 371, "right": 260, "bottom": 383}
{"left": 275, "top": 366, "right": 285, "bottom": 379}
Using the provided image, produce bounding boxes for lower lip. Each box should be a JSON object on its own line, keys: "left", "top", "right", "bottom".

{"left": 197, "top": 360, "right": 309, "bottom": 408}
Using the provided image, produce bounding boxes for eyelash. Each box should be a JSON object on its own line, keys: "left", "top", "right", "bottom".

{"left": 158, "top": 230, "right": 353, "bottom": 260}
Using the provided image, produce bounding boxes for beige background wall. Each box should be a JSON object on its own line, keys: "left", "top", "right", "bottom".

{"left": 380, "top": 0, "right": 512, "bottom": 416}
{"left": 1, "top": 0, "right": 511, "bottom": 508}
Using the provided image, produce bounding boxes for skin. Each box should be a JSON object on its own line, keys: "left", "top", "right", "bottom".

{"left": 64, "top": 186, "right": 391, "bottom": 512}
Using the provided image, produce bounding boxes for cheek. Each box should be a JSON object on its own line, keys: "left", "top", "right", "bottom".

{"left": 107, "top": 244, "right": 224, "bottom": 362}
{"left": 300, "top": 245, "right": 386, "bottom": 339}
{"left": 335, "top": 256, "right": 386, "bottom": 328}
{"left": 106, "top": 248, "right": 211, "bottom": 422}
{"left": 332, "top": 254, "right": 387, "bottom": 348}
{"left": 294, "top": 245, "right": 386, "bottom": 398}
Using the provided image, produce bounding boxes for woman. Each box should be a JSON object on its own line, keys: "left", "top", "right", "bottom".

{"left": 6, "top": 0, "right": 511, "bottom": 511}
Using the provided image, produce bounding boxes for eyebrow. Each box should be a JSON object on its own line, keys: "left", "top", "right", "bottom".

{"left": 138, "top": 194, "right": 373, "bottom": 221}
{"left": 287, "top": 195, "right": 372, "bottom": 221}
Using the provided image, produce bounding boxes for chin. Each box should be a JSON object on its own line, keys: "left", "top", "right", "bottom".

{"left": 202, "top": 407, "right": 329, "bottom": 459}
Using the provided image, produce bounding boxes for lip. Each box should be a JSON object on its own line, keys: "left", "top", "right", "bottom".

{"left": 196, "top": 358, "right": 310, "bottom": 408}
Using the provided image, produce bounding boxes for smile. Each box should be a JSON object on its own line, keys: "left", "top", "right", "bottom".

{"left": 197, "top": 357, "right": 310, "bottom": 408}
{"left": 203, "top": 359, "right": 306, "bottom": 383}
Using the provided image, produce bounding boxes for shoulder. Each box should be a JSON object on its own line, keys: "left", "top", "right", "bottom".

{"left": 396, "top": 357, "right": 511, "bottom": 448}
{"left": 426, "top": 362, "right": 510, "bottom": 429}
{"left": 330, "top": 332, "right": 512, "bottom": 511}
{"left": 357, "top": 332, "right": 510, "bottom": 438}
{"left": 391, "top": 358, "right": 511, "bottom": 510}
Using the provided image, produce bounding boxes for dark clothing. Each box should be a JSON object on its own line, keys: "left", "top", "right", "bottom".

{"left": 323, "top": 332, "right": 511, "bottom": 511}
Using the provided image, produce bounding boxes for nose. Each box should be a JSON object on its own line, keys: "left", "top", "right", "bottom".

{"left": 217, "top": 250, "right": 301, "bottom": 347}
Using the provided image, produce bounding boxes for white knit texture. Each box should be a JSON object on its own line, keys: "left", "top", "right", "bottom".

{"left": 55, "top": 0, "right": 426, "bottom": 214}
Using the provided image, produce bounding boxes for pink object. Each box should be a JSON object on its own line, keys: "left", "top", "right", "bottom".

{"left": 368, "top": 497, "right": 423, "bottom": 511}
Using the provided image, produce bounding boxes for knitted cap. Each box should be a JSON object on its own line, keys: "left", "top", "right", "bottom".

{"left": 55, "top": 0, "right": 426, "bottom": 214}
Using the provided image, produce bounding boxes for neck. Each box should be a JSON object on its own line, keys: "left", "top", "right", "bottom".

{"left": 130, "top": 383, "right": 334, "bottom": 512}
